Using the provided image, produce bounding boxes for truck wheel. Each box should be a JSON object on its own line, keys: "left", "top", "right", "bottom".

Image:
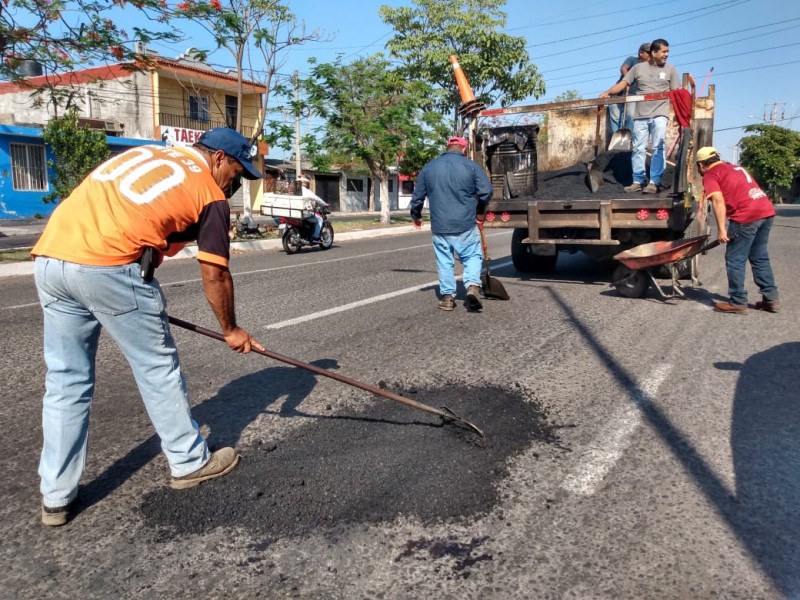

{"left": 511, "top": 228, "right": 558, "bottom": 273}
{"left": 612, "top": 264, "right": 649, "bottom": 298}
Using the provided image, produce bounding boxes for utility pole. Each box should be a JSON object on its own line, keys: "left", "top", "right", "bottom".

{"left": 294, "top": 70, "right": 302, "bottom": 180}
{"left": 762, "top": 102, "right": 785, "bottom": 124}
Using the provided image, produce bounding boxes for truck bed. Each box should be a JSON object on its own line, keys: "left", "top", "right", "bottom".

{"left": 484, "top": 151, "right": 686, "bottom": 244}
{"left": 533, "top": 151, "right": 675, "bottom": 201}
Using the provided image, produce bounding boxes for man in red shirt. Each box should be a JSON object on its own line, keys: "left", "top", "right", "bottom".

{"left": 697, "top": 146, "right": 779, "bottom": 314}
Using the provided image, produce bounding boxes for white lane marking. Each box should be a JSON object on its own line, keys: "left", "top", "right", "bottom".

{"left": 3, "top": 302, "right": 39, "bottom": 310}
{"left": 265, "top": 259, "right": 514, "bottom": 330}
{"left": 145, "top": 231, "right": 511, "bottom": 289}
{"left": 561, "top": 363, "right": 672, "bottom": 496}
{"left": 3, "top": 233, "right": 513, "bottom": 312}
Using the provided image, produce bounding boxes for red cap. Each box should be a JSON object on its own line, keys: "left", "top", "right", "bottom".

{"left": 447, "top": 136, "right": 468, "bottom": 148}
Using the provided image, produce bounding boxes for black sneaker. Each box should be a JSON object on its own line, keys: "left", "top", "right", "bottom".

{"left": 465, "top": 285, "right": 483, "bottom": 311}
{"left": 438, "top": 294, "right": 455, "bottom": 311}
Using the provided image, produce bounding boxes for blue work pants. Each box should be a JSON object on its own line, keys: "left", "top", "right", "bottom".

{"left": 34, "top": 257, "right": 208, "bottom": 508}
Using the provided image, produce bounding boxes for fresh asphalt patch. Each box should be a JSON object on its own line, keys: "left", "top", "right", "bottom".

{"left": 139, "top": 381, "right": 564, "bottom": 539}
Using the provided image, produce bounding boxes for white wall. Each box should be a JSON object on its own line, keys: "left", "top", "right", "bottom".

{"left": 340, "top": 172, "right": 369, "bottom": 212}
{"left": 0, "top": 71, "right": 155, "bottom": 140}
{"left": 372, "top": 174, "right": 399, "bottom": 211}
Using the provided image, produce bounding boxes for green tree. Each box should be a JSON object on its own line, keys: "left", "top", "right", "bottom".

{"left": 171, "top": 0, "right": 321, "bottom": 141}
{"left": 379, "top": 0, "right": 544, "bottom": 129}
{"left": 738, "top": 124, "right": 800, "bottom": 202}
{"left": 41, "top": 109, "right": 109, "bottom": 203}
{"left": 303, "top": 54, "right": 449, "bottom": 223}
{"left": 554, "top": 90, "right": 582, "bottom": 102}
{"left": 1, "top": 0, "right": 178, "bottom": 111}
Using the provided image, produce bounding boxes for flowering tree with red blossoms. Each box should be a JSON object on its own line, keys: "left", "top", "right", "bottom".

{"left": 0, "top": 0, "right": 179, "bottom": 110}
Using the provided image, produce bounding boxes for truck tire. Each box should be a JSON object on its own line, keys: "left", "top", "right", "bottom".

{"left": 511, "top": 228, "right": 558, "bottom": 273}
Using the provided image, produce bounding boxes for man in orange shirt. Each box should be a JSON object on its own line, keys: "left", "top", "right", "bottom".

{"left": 32, "top": 128, "right": 264, "bottom": 526}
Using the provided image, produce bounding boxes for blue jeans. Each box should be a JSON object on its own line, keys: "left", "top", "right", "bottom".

{"left": 34, "top": 258, "right": 208, "bottom": 508}
{"left": 724, "top": 218, "right": 779, "bottom": 307}
{"left": 313, "top": 213, "right": 323, "bottom": 239}
{"left": 431, "top": 227, "right": 482, "bottom": 296}
{"left": 608, "top": 102, "right": 629, "bottom": 134}
{"left": 631, "top": 116, "right": 668, "bottom": 185}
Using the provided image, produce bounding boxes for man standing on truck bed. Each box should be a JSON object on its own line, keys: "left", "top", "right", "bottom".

{"left": 600, "top": 38, "right": 680, "bottom": 194}
{"left": 410, "top": 136, "right": 493, "bottom": 312}
{"left": 607, "top": 43, "right": 651, "bottom": 134}
{"left": 696, "top": 146, "right": 780, "bottom": 315}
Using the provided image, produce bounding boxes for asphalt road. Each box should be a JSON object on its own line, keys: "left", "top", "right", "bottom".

{"left": 1, "top": 209, "right": 799, "bottom": 599}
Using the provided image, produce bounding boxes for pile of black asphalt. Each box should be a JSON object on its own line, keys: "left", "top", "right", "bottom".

{"left": 534, "top": 150, "right": 675, "bottom": 200}
{"left": 139, "top": 380, "right": 565, "bottom": 539}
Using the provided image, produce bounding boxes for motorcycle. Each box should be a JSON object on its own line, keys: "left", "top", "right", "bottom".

{"left": 278, "top": 207, "right": 334, "bottom": 254}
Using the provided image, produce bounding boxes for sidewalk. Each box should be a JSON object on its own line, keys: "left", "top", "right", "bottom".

{"left": 0, "top": 218, "right": 48, "bottom": 238}
{"left": 0, "top": 213, "right": 420, "bottom": 279}
{"left": 0, "top": 210, "right": 414, "bottom": 238}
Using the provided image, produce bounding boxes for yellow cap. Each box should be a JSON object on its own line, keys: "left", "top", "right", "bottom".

{"left": 696, "top": 146, "right": 720, "bottom": 162}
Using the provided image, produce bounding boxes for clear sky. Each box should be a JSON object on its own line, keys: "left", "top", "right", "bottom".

{"left": 142, "top": 0, "right": 800, "bottom": 163}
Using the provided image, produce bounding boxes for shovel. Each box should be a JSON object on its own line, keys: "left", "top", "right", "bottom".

{"left": 478, "top": 221, "right": 510, "bottom": 300}
{"left": 168, "top": 316, "right": 485, "bottom": 439}
{"left": 608, "top": 94, "right": 631, "bottom": 151}
{"left": 586, "top": 105, "right": 605, "bottom": 193}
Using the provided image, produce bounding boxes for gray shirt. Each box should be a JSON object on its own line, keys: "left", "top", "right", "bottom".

{"left": 623, "top": 61, "right": 680, "bottom": 119}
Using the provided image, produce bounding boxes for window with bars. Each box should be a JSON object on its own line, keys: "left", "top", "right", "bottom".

{"left": 346, "top": 178, "right": 364, "bottom": 192}
{"left": 189, "top": 94, "right": 209, "bottom": 122}
{"left": 10, "top": 143, "right": 48, "bottom": 191}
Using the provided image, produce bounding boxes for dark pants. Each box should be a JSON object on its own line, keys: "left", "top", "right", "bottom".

{"left": 725, "top": 217, "right": 778, "bottom": 307}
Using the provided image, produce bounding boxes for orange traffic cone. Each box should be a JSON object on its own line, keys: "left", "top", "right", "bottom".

{"left": 449, "top": 54, "right": 485, "bottom": 117}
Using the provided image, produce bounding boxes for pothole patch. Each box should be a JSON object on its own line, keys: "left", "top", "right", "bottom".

{"left": 140, "top": 381, "right": 564, "bottom": 538}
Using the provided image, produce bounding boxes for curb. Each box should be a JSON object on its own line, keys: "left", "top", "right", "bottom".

{"left": 0, "top": 224, "right": 420, "bottom": 279}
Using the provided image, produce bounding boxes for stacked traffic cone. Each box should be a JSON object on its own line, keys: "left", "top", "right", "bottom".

{"left": 450, "top": 55, "right": 485, "bottom": 117}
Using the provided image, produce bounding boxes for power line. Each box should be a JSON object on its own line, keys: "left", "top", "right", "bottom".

{"left": 714, "top": 116, "right": 797, "bottom": 132}
{"left": 505, "top": 0, "right": 668, "bottom": 31}
{"left": 542, "top": 19, "right": 800, "bottom": 83}
{"left": 529, "top": 0, "right": 750, "bottom": 50}
{"left": 540, "top": 19, "right": 800, "bottom": 81}
{"left": 541, "top": 55, "right": 800, "bottom": 97}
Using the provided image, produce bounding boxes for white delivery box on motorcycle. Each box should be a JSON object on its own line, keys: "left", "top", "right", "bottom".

{"left": 260, "top": 192, "right": 309, "bottom": 219}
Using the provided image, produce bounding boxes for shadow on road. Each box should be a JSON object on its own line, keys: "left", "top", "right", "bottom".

{"left": 76, "top": 358, "right": 339, "bottom": 511}
{"left": 725, "top": 343, "right": 800, "bottom": 593}
{"left": 549, "top": 285, "right": 800, "bottom": 596}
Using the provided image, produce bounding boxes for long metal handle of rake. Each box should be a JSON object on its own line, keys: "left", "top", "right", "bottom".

{"left": 168, "top": 316, "right": 485, "bottom": 438}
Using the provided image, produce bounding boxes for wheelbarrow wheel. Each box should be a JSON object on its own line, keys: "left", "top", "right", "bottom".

{"left": 612, "top": 264, "right": 649, "bottom": 298}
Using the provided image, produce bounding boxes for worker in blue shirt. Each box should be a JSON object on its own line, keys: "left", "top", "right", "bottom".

{"left": 410, "top": 136, "right": 493, "bottom": 312}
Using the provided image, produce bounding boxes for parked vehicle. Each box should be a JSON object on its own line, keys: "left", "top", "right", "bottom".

{"left": 471, "top": 76, "right": 715, "bottom": 281}
{"left": 278, "top": 207, "right": 334, "bottom": 254}
{"left": 231, "top": 212, "right": 266, "bottom": 240}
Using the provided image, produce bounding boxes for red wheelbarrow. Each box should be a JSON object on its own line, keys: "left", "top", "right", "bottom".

{"left": 611, "top": 235, "right": 722, "bottom": 299}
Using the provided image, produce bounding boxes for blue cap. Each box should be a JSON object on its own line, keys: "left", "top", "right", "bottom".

{"left": 197, "top": 127, "right": 263, "bottom": 180}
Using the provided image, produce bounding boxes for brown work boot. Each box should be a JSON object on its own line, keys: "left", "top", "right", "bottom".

{"left": 171, "top": 448, "right": 240, "bottom": 489}
{"left": 41, "top": 499, "right": 76, "bottom": 527}
{"left": 624, "top": 182, "right": 643, "bottom": 193}
{"left": 713, "top": 301, "right": 747, "bottom": 314}
{"left": 642, "top": 182, "right": 659, "bottom": 194}
{"left": 754, "top": 298, "right": 781, "bottom": 313}
{"left": 465, "top": 285, "right": 483, "bottom": 311}
{"left": 438, "top": 294, "right": 455, "bottom": 311}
